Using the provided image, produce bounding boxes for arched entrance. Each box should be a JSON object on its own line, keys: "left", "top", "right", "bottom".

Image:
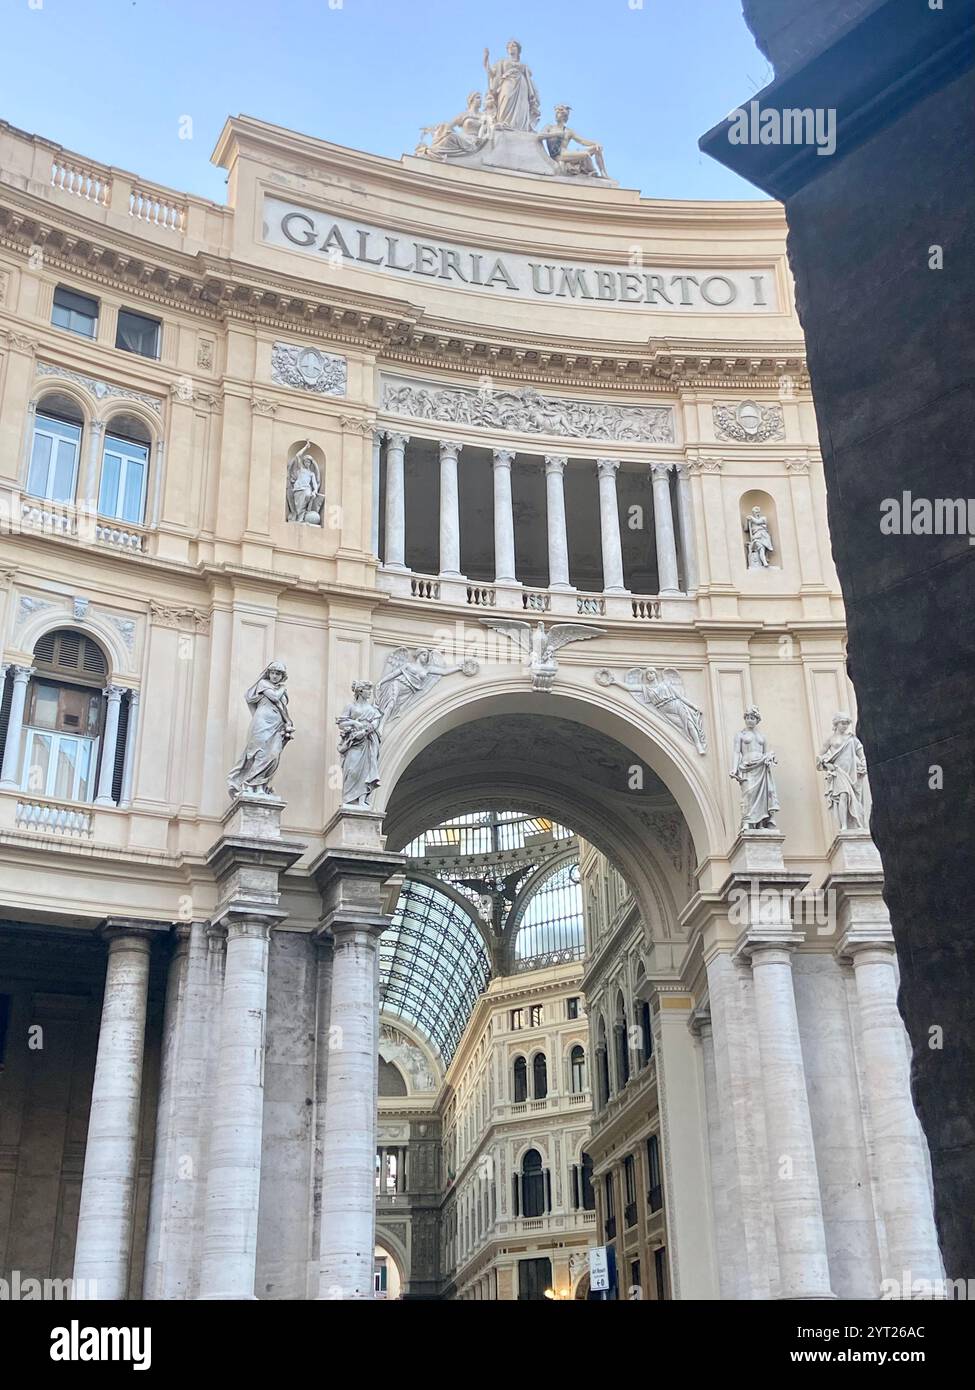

{"left": 376, "top": 681, "right": 722, "bottom": 1299}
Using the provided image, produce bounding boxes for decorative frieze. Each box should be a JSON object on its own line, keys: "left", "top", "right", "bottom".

{"left": 712, "top": 400, "right": 785, "bottom": 443}
{"left": 271, "top": 342, "right": 347, "bottom": 396}
{"left": 35, "top": 362, "right": 163, "bottom": 415}
{"left": 381, "top": 375, "right": 675, "bottom": 444}
{"left": 147, "top": 600, "right": 210, "bottom": 632}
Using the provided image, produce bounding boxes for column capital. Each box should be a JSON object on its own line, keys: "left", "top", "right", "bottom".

{"left": 836, "top": 931, "right": 896, "bottom": 964}
{"left": 544, "top": 454, "right": 567, "bottom": 474}
{"left": 104, "top": 683, "right": 126, "bottom": 704}
{"left": 596, "top": 457, "right": 621, "bottom": 476}
{"left": 387, "top": 431, "right": 410, "bottom": 449}
{"left": 89, "top": 419, "right": 105, "bottom": 438}
{"left": 10, "top": 664, "right": 33, "bottom": 684}
{"left": 650, "top": 460, "right": 673, "bottom": 480}
{"left": 99, "top": 916, "right": 173, "bottom": 947}
{"left": 439, "top": 439, "right": 464, "bottom": 460}
{"left": 492, "top": 448, "right": 516, "bottom": 467}
{"left": 372, "top": 428, "right": 387, "bottom": 445}
{"left": 673, "top": 459, "right": 691, "bottom": 478}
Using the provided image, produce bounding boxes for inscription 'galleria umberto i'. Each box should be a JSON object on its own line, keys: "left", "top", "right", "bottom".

{"left": 265, "top": 199, "right": 777, "bottom": 312}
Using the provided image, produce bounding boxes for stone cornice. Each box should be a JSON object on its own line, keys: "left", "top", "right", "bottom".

{"left": 0, "top": 188, "right": 809, "bottom": 393}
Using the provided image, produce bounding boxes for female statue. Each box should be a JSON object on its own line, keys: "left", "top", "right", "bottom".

{"left": 419, "top": 91, "right": 491, "bottom": 161}
{"left": 337, "top": 680, "right": 382, "bottom": 809}
{"left": 744, "top": 506, "right": 774, "bottom": 568}
{"left": 816, "top": 712, "right": 868, "bottom": 830}
{"left": 730, "top": 706, "right": 780, "bottom": 829}
{"left": 227, "top": 661, "right": 294, "bottom": 797}
{"left": 483, "top": 40, "right": 541, "bottom": 131}
{"left": 286, "top": 441, "right": 323, "bottom": 525}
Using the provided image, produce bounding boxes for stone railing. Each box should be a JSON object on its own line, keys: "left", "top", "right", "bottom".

{"left": 95, "top": 521, "right": 146, "bottom": 553}
{"left": 522, "top": 590, "right": 551, "bottom": 612}
{"left": 128, "top": 183, "right": 187, "bottom": 233}
{"left": 378, "top": 567, "right": 674, "bottom": 622}
{"left": 15, "top": 798, "right": 94, "bottom": 836}
{"left": 466, "top": 583, "right": 496, "bottom": 607}
{"left": 50, "top": 155, "right": 111, "bottom": 205}
{"left": 410, "top": 574, "right": 440, "bottom": 600}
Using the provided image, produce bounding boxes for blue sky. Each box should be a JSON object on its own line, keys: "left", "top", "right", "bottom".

{"left": 1, "top": 0, "right": 773, "bottom": 202}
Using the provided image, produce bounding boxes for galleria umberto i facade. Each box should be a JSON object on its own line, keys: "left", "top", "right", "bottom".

{"left": 0, "top": 64, "right": 944, "bottom": 1300}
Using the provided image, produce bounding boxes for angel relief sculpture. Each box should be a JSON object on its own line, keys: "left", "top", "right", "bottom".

{"left": 374, "top": 647, "right": 478, "bottom": 723}
{"left": 597, "top": 666, "right": 708, "bottom": 754}
{"left": 481, "top": 619, "right": 605, "bottom": 691}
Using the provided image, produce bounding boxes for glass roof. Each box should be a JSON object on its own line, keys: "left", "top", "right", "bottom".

{"left": 380, "top": 878, "right": 492, "bottom": 1065}
{"left": 513, "top": 860, "right": 585, "bottom": 970}
{"left": 405, "top": 810, "right": 574, "bottom": 857}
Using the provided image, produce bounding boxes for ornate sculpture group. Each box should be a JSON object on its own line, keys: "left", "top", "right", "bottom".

{"left": 225, "top": 658, "right": 869, "bottom": 843}
{"left": 415, "top": 39, "right": 609, "bottom": 180}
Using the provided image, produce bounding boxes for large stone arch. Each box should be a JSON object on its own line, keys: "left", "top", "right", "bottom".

{"left": 378, "top": 678, "right": 725, "bottom": 941}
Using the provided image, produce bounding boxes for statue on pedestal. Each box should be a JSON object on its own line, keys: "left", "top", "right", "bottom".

{"left": 816, "top": 711, "right": 869, "bottom": 830}
{"left": 539, "top": 105, "right": 608, "bottom": 178}
{"left": 744, "top": 506, "right": 774, "bottom": 568}
{"left": 227, "top": 661, "right": 294, "bottom": 797}
{"left": 337, "top": 680, "right": 382, "bottom": 809}
{"left": 286, "top": 441, "right": 324, "bottom": 525}
{"left": 730, "top": 706, "right": 779, "bottom": 829}
{"left": 483, "top": 40, "right": 540, "bottom": 131}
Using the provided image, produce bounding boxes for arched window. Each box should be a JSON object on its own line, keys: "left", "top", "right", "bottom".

{"left": 596, "top": 1016, "right": 611, "bottom": 1108}
{"left": 3, "top": 628, "right": 129, "bottom": 811}
{"left": 640, "top": 999, "right": 653, "bottom": 1064}
{"left": 616, "top": 990, "right": 630, "bottom": 1088}
{"left": 570, "top": 1044, "right": 587, "bottom": 1094}
{"left": 100, "top": 413, "right": 151, "bottom": 525}
{"left": 27, "top": 393, "right": 83, "bottom": 504}
{"left": 512, "top": 1055, "right": 528, "bottom": 1103}
{"left": 532, "top": 1052, "right": 548, "bottom": 1100}
{"left": 521, "top": 1148, "right": 546, "bottom": 1219}
{"left": 580, "top": 1152, "right": 595, "bottom": 1211}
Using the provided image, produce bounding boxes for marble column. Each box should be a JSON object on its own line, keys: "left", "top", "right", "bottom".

{"left": 370, "top": 429, "right": 384, "bottom": 558}
{"left": 198, "top": 915, "right": 272, "bottom": 1300}
{"left": 492, "top": 448, "right": 518, "bottom": 583}
{"left": 438, "top": 439, "right": 464, "bottom": 578}
{"left": 383, "top": 431, "right": 409, "bottom": 571}
{"left": 544, "top": 455, "right": 573, "bottom": 590}
{"left": 83, "top": 419, "right": 105, "bottom": 508}
{"left": 650, "top": 462, "right": 681, "bottom": 596}
{"left": 673, "top": 462, "right": 699, "bottom": 591}
{"left": 118, "top": 689, "right": 140, "bottom": 806}
{"left": 747, "top": 943, "right": 834, "bottom": 1298}
{"left": 596, "top": 458, "right": 628, "bottom": 594}
{"left": 73, "top": 922, "right": 160, "bottom": 1298}
{"left": 318, "top": 919, "right": 385, "bottom": 1298}
{"left": 0, "top": 664, "right": 32, "bottom": 789}
{"left": 94, "top": 684, "right": 125, "bottom": 806}
{"left": 847, "top": 941, "right": 943, "bottom": 1287}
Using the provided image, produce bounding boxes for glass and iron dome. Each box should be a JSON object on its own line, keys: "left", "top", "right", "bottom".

{"left": 381, "top": 811, "right": 585, "bottom": 1064}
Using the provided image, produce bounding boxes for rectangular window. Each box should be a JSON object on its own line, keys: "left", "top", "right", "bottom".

{"left": 116, "top": 308, "right": 161, "bottom": 359}
{"left": 27, "top": 414, "right": 81, "bottom": 504}
{"left": 99, "top": 434, "right": 149, "bottom": 524}
{"left": 510, "top": 1008, "right": 524, "bottom": 1031}
{"left": 623, "top": 1154, "right": 636, "bottom": 1204}
{"left": 529, "top": 1004, "right": 543, "bottom": 1027}
{"left": 566, "top": 996, "right": 579, "bottom": 1019}
{"left": 52, "top": 286, "right": 98, "bottom": 338}
{"left": 22, "top": 728, "right": 95, "bottom": 802}
{"left": 646, "top": 1134, "right": 662, "bottom": 1212}
{"left": 517, "top": 1256, "right": 552, "bottom": 1301}
{"left": 654, "top": 1246, "right": 668, "bottom": 1301}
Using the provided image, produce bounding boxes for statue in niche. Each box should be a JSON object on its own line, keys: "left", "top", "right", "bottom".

{"left": 417, "top": 91, "right": 492, "bottom": 161}
{"left": 597, "top": 667, "right": 708, "bottom": 754}
{"left": 744, "top": 506, "right": 774, "bottom": 568}
{"left": 538, "top": 105, "right": 608, "bottom": 178}
{"left": 227, "top": 661, "right": 294, "bottom": 798}
{"left": 483, "top": 39, "right": 541, "bottom": 131}
{"left": 816, "top": 711, "right": 869, "bottom": 830}
{"left": 481, "top": 618, "right": 604, "bottom": 691}
{"left": 337, "top": 680, "right": 382, "bottom": 809}
{"left": 375, "top": 647, "right": 479, "bottom": 723}
{"left": 286, "top": 441, "right": 324, "bottom": 525}
{"left": 730, "top": 706, "right": 780, "bottom": 830}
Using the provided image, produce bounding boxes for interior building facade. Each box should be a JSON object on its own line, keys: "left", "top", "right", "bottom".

{"left": 0, "top": 78, "right": 944, "bottom": 1300}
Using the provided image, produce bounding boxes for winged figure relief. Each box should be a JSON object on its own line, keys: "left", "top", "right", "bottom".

{"left": 596, "top": 665, "right": 708, "bottom": 754}
{"left": 374, "top": 647, "right": 477, "bottom": 723}
{"left": 481, "top": 619, "right": 605, "bottom": 691}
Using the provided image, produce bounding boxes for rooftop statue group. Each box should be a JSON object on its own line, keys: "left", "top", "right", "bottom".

{"left": 415, "top": 40, "right": 609, "bottom": 181}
